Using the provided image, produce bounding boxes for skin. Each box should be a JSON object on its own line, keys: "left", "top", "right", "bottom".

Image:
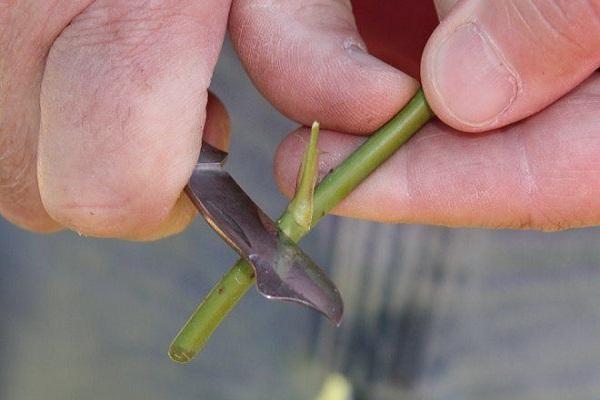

{"left": 1, "top": 0, "right": 599, "bottom": 240}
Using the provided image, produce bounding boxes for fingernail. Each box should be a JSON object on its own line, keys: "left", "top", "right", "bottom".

{"left": 431, "top": 23, "right": 519, "bottom": 127}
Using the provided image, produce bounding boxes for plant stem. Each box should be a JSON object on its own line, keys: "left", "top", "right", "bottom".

{"left": 168, "top": 259, "right": 254, "bottom": 363}
{"left": 169, "top": 89, "right": 433, "bottom": 363}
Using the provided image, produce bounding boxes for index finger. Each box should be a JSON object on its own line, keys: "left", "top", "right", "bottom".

{"left": 229, "top": 0, "right": 420, "bottom": 134}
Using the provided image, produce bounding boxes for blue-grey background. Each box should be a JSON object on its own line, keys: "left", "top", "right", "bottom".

{"left": 1, "top": 39, "right": 600, "bottom": 400}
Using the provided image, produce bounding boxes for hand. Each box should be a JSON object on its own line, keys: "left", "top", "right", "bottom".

{"left": 262, "top": 0, "right": 600, "bottom": 230}
{"left": 2, "top": 1, "right": 599, "bottom": 241}
{"left": 1, "top": 0, "right": 232, "bottom": 240}
{"left": 5, "top": 0, "right": 410, "bottom": 241}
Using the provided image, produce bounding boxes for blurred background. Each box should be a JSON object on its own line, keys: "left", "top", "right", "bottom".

{"left": 2, "top": 39, "right": 600, "bottom": 400}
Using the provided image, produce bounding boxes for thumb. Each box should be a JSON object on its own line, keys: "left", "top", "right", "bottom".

{"left": 422, "top": 0, "right": 600, "bottom": 132}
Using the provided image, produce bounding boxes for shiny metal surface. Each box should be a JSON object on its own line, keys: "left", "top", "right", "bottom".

{"left": 185, "top": 142, "right": 343, "bottom": 325}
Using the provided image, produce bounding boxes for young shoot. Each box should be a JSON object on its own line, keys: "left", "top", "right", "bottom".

{"left": 280, "top": 121, "right": 320, "bottom": 237}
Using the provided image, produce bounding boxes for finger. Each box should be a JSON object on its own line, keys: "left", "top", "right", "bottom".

{"left": 0, "top": 1, "right": 92, "bottom": 232}
{"left": 422, "top": 0, "right": 600, "bottom": 132}
{"left": 275, "top": 73, "right": 600, "bottom": 231}
{"left": 38, "top": 0, "right": 230, "bottom": 239}
{"left": 125, "top": 92, "right": 231, "bottom": 242}
{"left": 229, "top": 0, "right": 419, "bottom": 134}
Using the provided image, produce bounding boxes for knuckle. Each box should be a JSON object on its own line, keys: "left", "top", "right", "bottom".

{"left": 49, "top": 1, "right": 211, "bottom": 88}
{"left": 62, "top": 1, "right": 202, "bottom": 45}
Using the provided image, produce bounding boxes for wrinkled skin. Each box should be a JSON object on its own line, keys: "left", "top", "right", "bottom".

{"left": 1, "top": 0, "right": 599, "bottom": 240}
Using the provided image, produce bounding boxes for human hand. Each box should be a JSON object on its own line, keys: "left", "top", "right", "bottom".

{"left": 1, "top": 0, "right": 233, "bottom": 240}
{"left": 3, "top": 1, "right": 599, "bottom": 241}
{"left": 265, "top": 0, "right": 600, "bottom": 230}
{"left": 3, "top": 0, "right": 418, "bottom": 241}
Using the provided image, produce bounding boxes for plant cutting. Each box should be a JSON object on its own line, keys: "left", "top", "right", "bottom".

{"left": 169, "top": 88, "right": 433, "bottom": 363}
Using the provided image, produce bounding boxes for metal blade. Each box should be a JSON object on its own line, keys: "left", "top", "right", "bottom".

{"left": 185, "top": 143, "right": 343, "bottom": 325}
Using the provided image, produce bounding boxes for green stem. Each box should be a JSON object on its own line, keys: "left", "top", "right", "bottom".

{"left": 169, "top": 89, "right": 433, "bottom": 363}
{"left": 169, "top": 259, "right": 254, "bottom": 363}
